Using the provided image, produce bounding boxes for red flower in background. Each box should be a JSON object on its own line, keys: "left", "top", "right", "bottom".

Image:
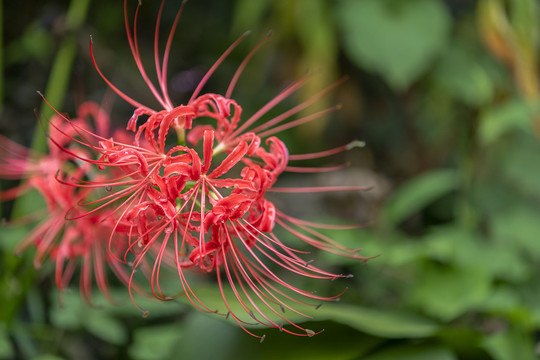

{"left": 1, "top": 0, "right": 373, "bottom": 340}
{"left": 0, "top": 103, "right": 133, "bottom": 304}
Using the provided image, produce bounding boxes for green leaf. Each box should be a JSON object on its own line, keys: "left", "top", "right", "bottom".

{"left": 408, "top": 265, "right": 491, "bottom": 321}
{"left": 383, "top": 169, "right": 458, "bottom": 227}
{"left": 177, "top": 284, "right": 439, "bottom": 338}
{"left": 423, "top": 226, "right": 529, "bottom": 282}
{"left": 0, "top": 224, "right": 28, "bottom": 253}
{"left": 32, "top": 356, "right": 67, "bottom": 360}
{"left": 0, "top": 324, "right": 13, "bottom": 360}
{"left": 482, "top": 286, "right": 521, "bottom": 313}
{"left": 483, "top": 327, "right": 537, "bottom": 360}
{"left": 235, "top": 322, "right": 382, "bottom": 360}
{"left": 50, "top": 292, "right": 83, "bottom": 330}
{"left": 129, "top": 323, "right": 185, "bottom": 360}
{"left": 491, "top": 206, "right": 540, "bottom": 259}
{"left": 337, "top": 0, "right": 451, "bottom": 90}
{"left": 479, "top": 99, "right": 539, "bottom": 145}
{"left": 317, "top": 303, "right": 440, "bottom": 338}
{"left": 434, "top": 46, "right": 494, "bottom": 106}
{"left": 362, "top": 344, "right": 457, "bottom": 360}
{"left": 49, "top": 290, "right": 132, "bottom": 345}
{"left": 496, "top": 132, "right": 540, "bottom": 198}
{"left": 85, "top": 313, "right": 128, "bottom": 345}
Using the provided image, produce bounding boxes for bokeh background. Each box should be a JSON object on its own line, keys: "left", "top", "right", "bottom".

{"left": 1, "top": 0, "right": 540, "bottom": 359}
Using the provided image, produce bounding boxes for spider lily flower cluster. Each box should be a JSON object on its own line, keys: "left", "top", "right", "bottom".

{"left": 0, "top": 0, "right": 372, "bottom": 339}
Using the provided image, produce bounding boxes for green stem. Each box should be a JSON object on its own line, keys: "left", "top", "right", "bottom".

{"left": 1, "top": 0, "right": 91, "bottom": 328}
{"left": 176, "top": 126, "right": 186, "bottom": 145}
{"left": 0, "top": 0, "right": 4, "bottom": 110}
{"left": 32, "top": 0, "right": 91, "bottom": 153}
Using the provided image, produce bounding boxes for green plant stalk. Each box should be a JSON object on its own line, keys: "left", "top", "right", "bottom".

{"left": 32, "top": 0, "right": 91, "bottom": 153}
{"left": 0, "top": 0, "right": 4, "bottom": 109}
{"left": 1, "top": 0, "right": 91, "bottom": 327}
{"left": 455, "top": 112, "right": 480, "bottom": 231}
{"left": 31, "top": 40, "right": 77, "bottom": 152}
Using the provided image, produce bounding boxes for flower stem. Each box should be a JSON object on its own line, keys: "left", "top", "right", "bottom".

{"left": 175, "top": 126, "right": 186, "bottom": 146}
{"left": 32, "top": 0, "right": 91, "bottom": 153}
{"left": 2, "top": 0, "right": 92, "bottom": 328}
{"left": 0, "top": 0, "right": 4, "bottom": 110}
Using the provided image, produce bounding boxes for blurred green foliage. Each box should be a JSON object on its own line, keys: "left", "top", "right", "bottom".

{"left": 1, "top": 0, "right": 540, "bottom": 359}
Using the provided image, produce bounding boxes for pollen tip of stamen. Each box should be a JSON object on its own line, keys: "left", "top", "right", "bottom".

{"left": 226, "top": 311, "right": 230, "bottom": 320}
{"left": 346, "top": 140, "right": 366, "bottom": 150}
{"left": 315, "top": 303, "right": 322, "bottom": 310}
{"left": 305, "top": 329, "right": 316, "bottom": 337}
{"left": 279, "top": 304, "right": 285, "bottom": 313}
{"left": 89, "top": 34, "right": 93, "bottom": 44}
{"left": 142, "top": 310, "right": 150, "bottom": 318}
{"left": 242, "top": 30, "right": 252, "bottom": 37}
{"left": 265, "top": 29, "right": 274, "bottom": 38}
{"left": 36, "top": 90, "right": 44, "bottom": 97}
{"left": 335, "top": 104, "right": 343, "bottom": 110}
{"left": 279, "top": 324, "right": 283, "bottom": 332}
{"left": 260, "top": 334, "right": 266, "bottom": 343}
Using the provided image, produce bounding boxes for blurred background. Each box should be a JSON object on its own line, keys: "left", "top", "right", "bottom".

{"left": 1, "top": 0, "right": 540, "bottom": 359}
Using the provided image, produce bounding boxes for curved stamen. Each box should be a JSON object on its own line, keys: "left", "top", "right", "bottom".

{"left": 226, "top": 30, "right": 273, "bottom": 99}
{"left": 189, "top": 31, "right": 251, "bottom": 103}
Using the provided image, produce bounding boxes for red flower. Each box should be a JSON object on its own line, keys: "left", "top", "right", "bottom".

{"left": 3, "top": 0, "right": 374, "bottom": 340}
{"left": 0, "top": 103, "right": 133, "bottom": 304}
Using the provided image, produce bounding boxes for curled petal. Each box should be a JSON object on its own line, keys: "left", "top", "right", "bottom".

{"left": 208, "top": 141, "right": 248, "bottom": 179}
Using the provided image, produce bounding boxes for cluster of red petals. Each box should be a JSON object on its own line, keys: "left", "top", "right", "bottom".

{"left": 0, "top": 0, "right": 372, "bottom": 339}
{"left": 0, "top": 104, "right": 133, "bottom": 304}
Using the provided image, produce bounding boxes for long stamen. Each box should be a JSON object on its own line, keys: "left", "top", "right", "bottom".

{"left": 125, "top": 0, "right": 170, "bottom": 110}
{"left": 269, "top": 185, "right": 370, "bottom": 193}
{"left": 156, "top": 0, "right": 187, "bottom": 108}
{"left": 229, "top": 74, "right": 312, "bottom": 139}
{"left": 284, "top": 164, "right": 349, "bottom": 173}
{"left": 256, "top": 105, "right": 341, "bottom": 138}
{"left": 288, "top": 140, "right": 365, "bottom": 161}
{"left": 189, "top": 31, "right": 251, "bottom": 103}
{"left": 249, "top": 77, "right": 348, "bottom": 135}
{"left": 89, "top": 37, "right": 154, "bottom": 112}
{"left": 226, "top": 30, "right": 273, "bottom": 98}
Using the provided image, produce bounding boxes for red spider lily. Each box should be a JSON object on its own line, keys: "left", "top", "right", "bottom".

{"left": 27, "top": 0, "right": 373, "bottom": 339}
{"left": 0, "top": 103, "right": 134, "bottom": 304}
